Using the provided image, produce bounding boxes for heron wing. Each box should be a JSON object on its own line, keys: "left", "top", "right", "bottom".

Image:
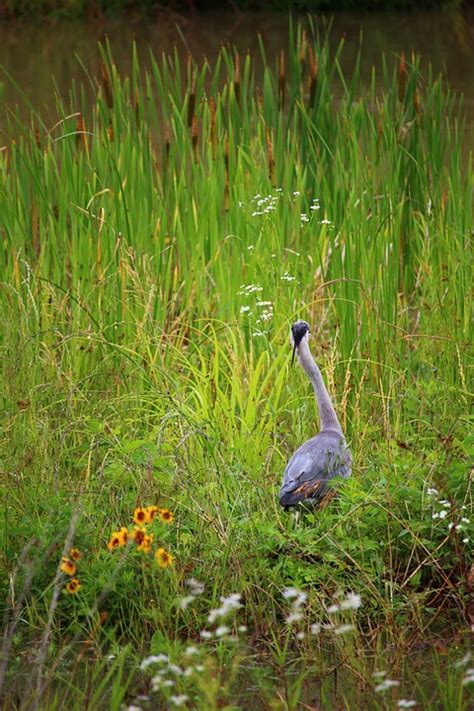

{"left": 279, "top": 433, "right": 351, "bottom": 507}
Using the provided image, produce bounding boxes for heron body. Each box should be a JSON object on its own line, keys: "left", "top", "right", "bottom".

{"left": 279, "top": 321, "right": 351, "bottom": 509}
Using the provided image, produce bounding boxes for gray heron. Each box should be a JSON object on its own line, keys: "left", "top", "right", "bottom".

{"left": 279, "top": 320, "right": 352, "bottom": 509}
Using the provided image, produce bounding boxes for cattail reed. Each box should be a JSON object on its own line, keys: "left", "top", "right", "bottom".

{"left": 99, "top": 56, "right": 113, "bottom": 109}
{"left": 398, "top": 51, "right": 408, "bottom": 104}
{"left": 308, "top": 46, "right": 317, "bottom": 109}
{"left": 76, "top": 113, "right": 88, "bottom": 151}
{"left": 34, "top": 123, "right": 41, "bottom": 150}
{"left": 191, "top": 115, "right": 199, "bottom": 164}
{"left": 278, "top": 50, "right": 285, "bottom": 110}
{"left": 210, "top": 96, "right": 217, "bottom": 160}
{"left": 234, "top": 53, "right": 241, "bottom": 108}
{"left": 163, "top": 123, "right": 170, "bottom": 176}
{"left": 266, "top": 128, "right": 276, "bottom": 187}
{"left": 187, "top": 64, "right": 196, "bottom": 129}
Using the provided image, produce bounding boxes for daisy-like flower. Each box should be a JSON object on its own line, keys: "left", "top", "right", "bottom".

{"left": 107, "top": 531, "right": 122, "bottom": 551}
{"left": 160, "top": 509, "right": 173, "bottom": 524}
{"left": 133, "top": 507, "right": 148, "bottom": 525}
{"left": 66, "top": 578, "right": 81, "bottom": 594}
{"left": 117, "top": 526, "right": 128, "bottom": 545}
{"left": 69, "top": 548, "right": 82, "bottom": 561}
{"left": 137, "top": 533, "right": 154, "bottom": 554}
{"left": 130, "top": 526, "right": 147, "bottom": 547}
{"left": 60, "top": 557, "right": 76, "bottom": 576}
{"left": 146, "top": 505, "right": 160, "bottom": 522}
{"left": 155, "top": 547, "right": 174, "bottom": 568}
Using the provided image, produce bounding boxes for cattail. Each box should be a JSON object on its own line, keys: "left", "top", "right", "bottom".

{"left": 107, "top": 122, "right": 114, "bottom": 141}
{"left": 187, "top": 69, "right": 196, "bottom": 128}
{"left": 99, "top": 56, "right": 113, "bottom": 109}
{"left": 234, "top": 53, "right": 241, "bottom": 108}
{"left": 278, "top": 49, "right": 285, "bottom": 110}
{"left": 308, "top": 46, "right": 317, "bottom": 109}
{"left": 76, "top": 113, "right": 88, "bottom": 152}
{"left": 210, "top": 96, "right": 217, "bottom": 160}
{"left": 192, "top": 115, "right": 199, "bottom": 164}
{"left": 34, "top": 123, "right": 41, "bottom": 150}
{"left": 163, "top": 123, "right": 170, "bottom": 176}
{"left": 398, "top": 51, "right": 408, "bottom": 104}
{"left": 134, "top": 88, "right": 140, "bottom": 125}
{"left": 413, "top": 86, "right": 421, "bottom": 117}
{"left": 266, "top": 128, "right": 276, "bottom": 187}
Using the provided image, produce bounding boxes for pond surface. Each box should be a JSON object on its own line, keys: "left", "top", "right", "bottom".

{"left": 1, "top": 9, "right": 474, "bottom": 132}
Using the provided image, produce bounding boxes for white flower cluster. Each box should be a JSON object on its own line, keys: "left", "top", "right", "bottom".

{"left": 283, "top": 587, "right": 307, "bottom": 624}
{"left": 208, "top": 593, "right": 242, "bottom": 623}
{"left": 427, "top": 486, "right": 470, "bottom": 544}
{"left": 179, "top": 577, "right": 205, "bottom": 610}
{"left": 250, "top": 192, "right": 281, "bottom": 217}
{"left": 327, "top": 592, "right": 362, "bottom": 614}
{"left": 397, "top": 700, "right": 417, "bottom": 708}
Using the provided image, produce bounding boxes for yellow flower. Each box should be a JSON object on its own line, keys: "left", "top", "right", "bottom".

{"left": 160, "top": 509, "right": 173, "bottom": 524}
{"left": 155, "top": 547, "right": 174, "bottom": 568}
{"left": 107, "top": 531, "right": 121, "bottom": 551}
{"left": 69, "top": 548, "right": 82, "bottom": 561}
{"left": 117, "top": 527, "right": 129, "bottom": 545}
{"left": 133, "top": 507, "right": 148, "bottom": 526}
{"left": 137, "top": 533, "right": 154, "bottom": 554}
{"left": 60, "top": 557, "right": 76, "bottom": 576}
{"left": 130, "top": 526, "right": 147, "bottom": 547}
{"left": 145, "top": 505, "right": 160, "bottom": 523}
{"left": 66, "top": 578, "right": 81, "bottom": 594}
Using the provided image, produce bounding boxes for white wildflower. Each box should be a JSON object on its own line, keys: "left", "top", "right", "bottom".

{"left": 334, "top": 624, "right": 355, "bottom": 635}
{"left": 195, "top": 664, "right": 205, "bottom": 672}
{"left": 256, "top": 300, "right": 272, "bottom": 307}
{"left": 463, "top": 537, "right": 470, "bottom": 543}
{"left": 282, "top": 587, "right": 301, "bottom": 600}
{"left": 310, "top": 623, "right": 321, "bottom": 635}
{"left": 168, "top": 664, "right": 183, "bottom": 675}
{"left": 462, "top": 669, "right": 474, "bottom": 685}
{"left": 240, "top": 306, "right": 251, "bottom": 314}
{"left": 461, "top": 517, "right": 470, "bottom": 524}
{"left": 372, "top": 671, "right": 387, "bottom": 678}
{"left": 339, "top": 593, "right": 362, "bottom": 610}
{"left": 140, "top": 654, "right": 168, "bottom": 670}
{"left": 286, "top": 611, "right": 303, "bottom": 624}
{"left": 170, "top": 695, "right": 189, "bottom": 707}
{"left": 293, "top": 191, "right": 301, "bottom": 196}
{"left": 180, "top": 595, "right": 196, "bottom": 610}
{"left": 238, "top": 625, "right": 247, "bottom": 633}
{"left": 327, "top": 604, "right": 340, "bottom": 614}
{"left": 375, "top": 679, "right": 400, "bottom": 693}
{"left": 215, "top": 625, "right": 230, "bottom": 637}
{"left": 398, "top": 701, "right": 417, "bottom": 708}
{"left": 184, "top": 646, "right": 199, "bottom": 657}
{"left": 200, "top": 630, "right": 212, "bottom": 639}
{"left": 427, "top": 487, "right": 439, "bottom": 496}
{"left": 319, "top": 219, "right": 332, "bottom": 225}
{"left": 296, "top": 631, "right": 305, "bottom": 640}
{"left": 438, "top": 510, "right": 447, "bottom": 519}
{"left": 186, "top": 578, "right": 204, "bottom": 595}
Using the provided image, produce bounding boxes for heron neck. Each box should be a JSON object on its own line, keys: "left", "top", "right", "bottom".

{"left": 297, "top": 340, "right": 342, "bottom": 434}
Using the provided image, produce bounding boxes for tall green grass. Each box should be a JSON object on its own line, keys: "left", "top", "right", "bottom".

{"left": 0, "top": 21, "right": 472, "bottom": 709}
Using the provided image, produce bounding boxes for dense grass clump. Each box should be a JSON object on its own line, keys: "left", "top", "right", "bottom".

{"left": 0, "top": 22, "right": 472, "bottom": 709}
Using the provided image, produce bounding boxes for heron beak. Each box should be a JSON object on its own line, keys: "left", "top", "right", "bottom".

{"left": 291, "top": 342, "right": 297, "bottom": 366}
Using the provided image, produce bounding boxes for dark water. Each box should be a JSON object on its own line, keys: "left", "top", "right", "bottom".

{"left": 1, "top": 9, "right": 474, "bottom": 130}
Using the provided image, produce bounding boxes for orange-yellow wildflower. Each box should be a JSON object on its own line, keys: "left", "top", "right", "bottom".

{"left": 155, "top": 547, "right": 174, "bottom": 568}
{"left": 137, "top": 533, "right": 154, "bottom": 554}
{"left": 160, "top": 509, "right": 173, "bottom": 524}
{"left": 69, "top": 548, "right": 82, "bottom": 561}
{"left": 60, "top": 557, "right": 76, "bottom": 576}
{"left": 107, "top": 531, "right": 121, "bottom": 551}
{"left": 133, "top": 507, "right": 148, "bottom": 526}
{"left": 117, "top": 527, "right": 129, "bottom": 545}
{"left": 66, "top": 578, "right": 81, "bottom": 594}
{"left": 130, "top": 526, "right": 147, "bottom": 547}
{"left": 145, "top": 505, "right": 160, "bottom": 523}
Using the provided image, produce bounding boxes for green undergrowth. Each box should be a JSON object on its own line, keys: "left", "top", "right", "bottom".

{"left": 0, "top": 20, "right": 472, "bottom": 709}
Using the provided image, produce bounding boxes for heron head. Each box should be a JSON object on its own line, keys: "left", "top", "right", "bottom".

{"left": 290, "top": 320, "right": 310, "bottom": 365}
